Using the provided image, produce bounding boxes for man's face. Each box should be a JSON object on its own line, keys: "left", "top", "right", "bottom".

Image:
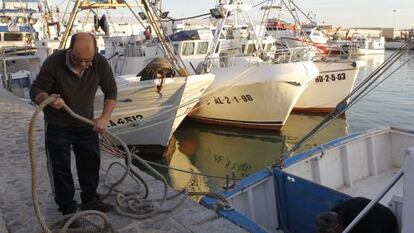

{"left": 70, "top": 48, "right": 94, "bottom": 71}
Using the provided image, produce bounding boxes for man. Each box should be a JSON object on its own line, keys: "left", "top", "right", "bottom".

{"left": 315, "top": 197, "right": 398, "bottom": 233}
{"left": 30, "top": 33, "right": 117, "bottom": 215}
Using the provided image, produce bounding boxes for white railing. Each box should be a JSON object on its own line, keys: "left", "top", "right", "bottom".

{"left": 205, "top": 53, "right": 261, "bottom": 68}
{"left": 272, "top": 46, "right": 311, "bottom": 64}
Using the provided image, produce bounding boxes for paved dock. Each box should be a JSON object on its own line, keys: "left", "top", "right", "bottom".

{"left": 0, "top": 89, "right": 246, "bottom": 233}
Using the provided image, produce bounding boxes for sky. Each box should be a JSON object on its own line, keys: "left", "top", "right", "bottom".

{"left": 45, "top": 0, "right": 414, "bottom": 29}
{"left": 161, "top": 0, "right": 414, "bottom": 29}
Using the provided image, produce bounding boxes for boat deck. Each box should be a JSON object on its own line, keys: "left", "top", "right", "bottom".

{"left": 0, "top": 89, "right": 246, "bottom": 233}
{"left": 339, "top": 167, "right": 403, "bottom": 205}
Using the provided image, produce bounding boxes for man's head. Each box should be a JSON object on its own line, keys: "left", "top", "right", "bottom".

{"left": 315, "top": 211, "right": 342, "bottom": 233}
{"left": 69, "top": 33, "right": 97, "bottom": 71}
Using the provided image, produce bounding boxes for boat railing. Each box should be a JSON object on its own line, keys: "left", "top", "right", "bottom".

{"left": 205, "top": 46, "right": 312, "bottom": 68}
{"left": 205, "top": 53, "right": 261, "bottom": 68}
{"left": 272, "top": 46, "right": 312, "bottom": 64}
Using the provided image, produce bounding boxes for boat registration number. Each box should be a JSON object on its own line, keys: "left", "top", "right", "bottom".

{"left": 108, "top": 114, "right": 143, "bottom": 127}
{"left": 212, "top": 94, "right": 254, "bottom": 105}
{"left": 315, "top": 73, "right": 346, "bottom": 83}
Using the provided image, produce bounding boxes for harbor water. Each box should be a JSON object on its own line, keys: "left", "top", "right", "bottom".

{"left": 151, "top": 50, "right": 414, "bottom": 193}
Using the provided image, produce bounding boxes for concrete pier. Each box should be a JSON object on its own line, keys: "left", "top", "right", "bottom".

{"left": 0, "top": 89, "right": 246, "bottom": 233}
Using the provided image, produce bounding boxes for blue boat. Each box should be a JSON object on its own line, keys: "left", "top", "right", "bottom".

{"left": 201, "top": 127, "right": 414, "bottom": 232}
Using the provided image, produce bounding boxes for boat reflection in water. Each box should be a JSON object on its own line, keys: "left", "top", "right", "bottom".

{"left": 170, "top": 123, "right": 284, "bottom": 193}
{"left": 162, "top": 113, "right": 349, "bottom": 193}
{"left": 282, "top": 113, "right": 349, "bottom": 152}
{"left": 351, "top": 53, "right": 385, "bottom": 78}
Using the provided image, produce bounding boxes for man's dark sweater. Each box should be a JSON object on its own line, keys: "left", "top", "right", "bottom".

{"left": 30, "top": 49, "right": 117, "bottom": 127}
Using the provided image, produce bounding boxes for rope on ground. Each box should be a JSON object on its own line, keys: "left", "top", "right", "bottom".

{"left": 29, "top": 97, "right": 188, "bottom": 233}
{"left": 29, "top": 97, "right": 116, "bottom": 233}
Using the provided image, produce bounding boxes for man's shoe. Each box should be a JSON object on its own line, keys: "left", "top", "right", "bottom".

{"left": 80, "top": 200, "right": 114, "bottom": 212}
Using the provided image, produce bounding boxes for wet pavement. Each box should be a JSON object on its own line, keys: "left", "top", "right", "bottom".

{"left": 0, "top": 89, "right": 246, "bottom": 233}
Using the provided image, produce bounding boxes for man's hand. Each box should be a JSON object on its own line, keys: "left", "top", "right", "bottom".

{"left": 49, "top": 94, "right": 65, "bottom": 109}
{"left": 94, "top": 116, "right": 109, "bottom": 134}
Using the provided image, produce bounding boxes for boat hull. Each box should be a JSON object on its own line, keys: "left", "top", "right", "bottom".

{"left": 94, "top": 74, "right": 214, "bottom": 146}
{"left": 190, "top": 59, "right": 318, "bottom": 130}
{"left": 352, "top": 48, "right": 385, "bottom": 55}
{"left": 294, "top": 60, "right": 361, "bottom": 112}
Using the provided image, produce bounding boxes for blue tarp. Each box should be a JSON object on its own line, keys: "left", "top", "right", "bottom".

{"left": 169, "top": 30, "right": 201, "bottom": 42}
{"left": 201, "top": 167, "right": 352, "bottom": 233}
{"left": 274, "top": 169, "right": 351, "bottom": 233}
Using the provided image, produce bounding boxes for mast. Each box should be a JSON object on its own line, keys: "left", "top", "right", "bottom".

{"left": 141, "top": 0, "right": 188, "bottom": 76}
{"left": 58, "top": 0, "right": 82, "bottom": 49}
{"left": 58, "top": 0, "right": 144, "bottom": 49}
{"left": 199, "top": 0, "right": 264, "bottom": 73}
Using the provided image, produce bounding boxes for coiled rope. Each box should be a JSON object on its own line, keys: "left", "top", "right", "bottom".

{"left": 29, "top": 96, "right": 187, "bottom": 232}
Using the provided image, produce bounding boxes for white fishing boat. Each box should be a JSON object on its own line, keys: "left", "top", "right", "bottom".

{"left": 186, "top": 0, "right": 318, "bottom": 130}
{"left": 0, "top": 0, "right": 55, "bottom": 47}
{"left": 294, "top": 60, "right": 362, "bottom": 112}
{"left": 190, "top": 57, "right": 318, "bottom": 130}
{"left": 27, "top": 0, "right": 216, "bottom": 150}
{"left": 347, "top": 35, "right": 385, "bottom": 55}
{"left": 278, "top": 25, "right": 344, "bottom": 57}
{"left": 201, "top": 127, "right": 414, "bottom": 233}
{"left": 93, "top": 1, "right": 216, "bottom": 149}
{"left": 106, "top": 3, "right": 319, "bottom": 130}
{"left": 257, "top": 1, "right": 363, "bottom": 113}
{"left": 94, "top": 73, "right": 214, "bottom": 147}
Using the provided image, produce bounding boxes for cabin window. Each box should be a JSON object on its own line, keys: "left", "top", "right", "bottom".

{"left": 182, "top": 42, "right": 195, "bottom": 56}
{"left": 16, "top": 16, "right": 27, "bottom": 24}
{"left": 4, "top": 33, "right": 23, "bottom": 41}
{"left": 196, "top": 41, "right": 209, "bottom": 55}
{"left": 173, "top": 43, "right": 179, "bottom": 55}
{"left": 0, "top": 16, "right": 10, "bottom": 24}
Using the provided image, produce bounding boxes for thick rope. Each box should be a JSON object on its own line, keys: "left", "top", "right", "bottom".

{"left": 29, "top": 97, "right": 188, "bottom": 232}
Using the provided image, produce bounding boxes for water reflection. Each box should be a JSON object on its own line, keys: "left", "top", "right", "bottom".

{"left": 144, "top": 50, "right": 414, "bottom": 193}
{"left": 166, "top": 113, "right": 348, "bottom": 192}
{"left": 348, "top": 51, "right": 414, "bottom": 132}
{"left": 172, "top": 123, "right": 283, "bottom": 191}
{"left": 282, "top": 113, "right": 349, "bottom": 151}
{"left": 351, "top": 53, "right": 385, "bottom": 74}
